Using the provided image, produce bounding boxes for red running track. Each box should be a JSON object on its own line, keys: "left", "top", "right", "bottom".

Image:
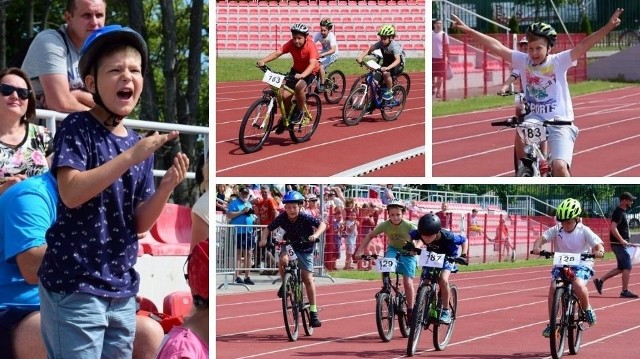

{"left": 433, "top": 87, "right": 640, "bottom": 177}
{"left": 215, "top": 73, "right": 425, "bottom": 177}
{"left": 216, "top": 259, "right": 640, "bottom": 358}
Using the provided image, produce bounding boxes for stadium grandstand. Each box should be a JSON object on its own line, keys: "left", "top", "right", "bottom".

{"left": 215, "top": 0, "right": 426, "bottom": 57}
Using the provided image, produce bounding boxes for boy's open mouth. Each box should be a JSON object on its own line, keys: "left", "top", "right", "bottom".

{"left": 117, "top": 88, "right": 133, "bottom": 100}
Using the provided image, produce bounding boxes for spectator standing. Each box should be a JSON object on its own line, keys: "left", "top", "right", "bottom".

{"left": 37, "top": 25, "right": 188, "bottom": 359}
{"left": 343, "top": 210, "right": 359, "bottom": 270}
{"left": 432, "top": 19, "right": 449, "bottom": 98}
{"left": 436, "top": 202, "right": 452, "bottom": 230}
{"left": 227, "top": 187, "right": 257, "bottom": 285}
{"left": 305, "top": 193, "right": 321, "bottom": 219}
{"left": 22, "top": 0, "right": 106, "bottom": 112}
{"left": 255, "top": 185, "right": 279, "bottom": 271}
{"left": 594, "top": 192, "right": 639, "bottom": 298}
{"left": 216, "top": 184, "right": 229, "bottom": 213}
{"left": 358, "top": 203, "right": 383, "bottom": 269}
{"left": 381, "top": 184, "right": 395, "bottom": 205}
{"left": 0, "top": 68, "right": 52, "bottom": 196}
{"left": 489, "top": 216, "right": 514, "bottom": 261}
{"left": 190, "top": 158, "right": 209, "bottom": 250}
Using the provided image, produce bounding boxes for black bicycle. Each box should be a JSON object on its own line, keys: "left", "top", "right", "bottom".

{"left": 406, "top": 246, "right": 468, "bottom": 357}
{"left": 533, "top": 250, "right": 595, "bottom": 359}
{"left": 618, "top": 19, "right": 640, "bottom": 50}
{"left": 362, "top": 254, "right": 409, "bottom": 342}
{"left": 308, "top": 65, "right": 346, "bottom": 104}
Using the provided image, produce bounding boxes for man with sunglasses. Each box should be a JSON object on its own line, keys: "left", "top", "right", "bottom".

{"left": 22, "top": 0, "right": 106, "bottom": 112}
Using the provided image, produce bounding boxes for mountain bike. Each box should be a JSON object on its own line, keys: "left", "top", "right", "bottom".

{"left": 361, "top": 254, "right": 410, "bottom": 342}
{"left": 278, "top": 239, "right": 319, "bottom": 342}
{"left": 238, "top": 65, "right": 322, "bottom": 154}
{"left": 618, "top": 19, "right": 640, "bottom": 50}
{"left": 406, "top": 247, "right": 468, "bottom": 357}
{"left": 342, "top": 59, "right": 407, "bottom": 126}
{"left": 307, "top": 64, "right": 346, "bottom": 104}
{"left": 533, "top": 250, "right": 596, "bottom": 359}
{"left": 349, "top": 49, "right": 411, "bottom": 96}
{"left": 491, "top": 92, "right": 572, "bottom": 177}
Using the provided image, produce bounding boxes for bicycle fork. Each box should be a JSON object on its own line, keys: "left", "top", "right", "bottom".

{"left": 253, "top": 97, "right": 275, "bottom": 130}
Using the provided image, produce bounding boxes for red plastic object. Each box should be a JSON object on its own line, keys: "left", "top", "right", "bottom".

{"left": 163, "top": 290, "right": 193, "bottom": 317}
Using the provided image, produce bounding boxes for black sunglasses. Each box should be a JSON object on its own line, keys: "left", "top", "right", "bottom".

{"left": 0, "top": 84, "right": 31, "bottom": 100}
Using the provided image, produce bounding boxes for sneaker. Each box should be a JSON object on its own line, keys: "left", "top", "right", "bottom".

{"left": 620, "top": 290, "right": 639, "bottom": 298}
{"left": 382, "top": 89, "right": 393, "bottom": 101}
{"left": 290, "top": 109, "right": 303, "bottom": 125}
{"left": 542, "top": 323, "right": 552, "bottom": 338}
{"left": 277, "top": 285, "right": 284, "bottom": 298}
{"left": 310, "top": 311, "right": 322, "bottom": 327}
{"left": 584, "top": 308, "right": 597, "bottom": 326}
{"left": 274, "top": 120, "right": 286, "bottom": 134}
{"left": 244, "top": 277, "right": 255, "bottom": 285}
{"left": 593, "top": 278, "right": 603, "bottom": 295}
{"left": 440, "top": 309, "right": 452, "bottom": 324}
{"left": 364, "top": 102, "right": 375, "bottom": 115}
{"left": 235, "top": 277, "right": 243, "bottom": 284}
{"left": 317, "top": 83, "right": 325, "bottom": 93}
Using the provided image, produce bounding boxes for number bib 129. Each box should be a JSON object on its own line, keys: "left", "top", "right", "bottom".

{"left": 262, "top": 70, "right": 285, "bottom": 88}
{"left": 285, "top": 245, "right": 298, "bottom": 260}
{"left": 375, "top": 257, "right": 397, "bottom": 273}
{"left": 418, "top": 251, "right": 446, "bottom": 268}
{"left": 553, "top": 252, "right": 580, "bottom": 267}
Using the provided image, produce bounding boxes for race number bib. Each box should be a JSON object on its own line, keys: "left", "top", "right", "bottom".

{"left": 375, "top": 257, "right": 397, "bottom": 273}
{"left": 262, "top": 70, "right": 285, "bottom": 88}
{"left": 553, "top": 252, "right": 580, "bottom": 267}
{"left": 418, "top": 251, "right": 445, "bottom": 268}
{"left": 285, "top": 245, "right": 298, "bottom": 260}
{"left": 517, "top": 120, "right": 546, "bottom": 144}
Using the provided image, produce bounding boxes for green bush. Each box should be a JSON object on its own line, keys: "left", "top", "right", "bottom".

{"left": 580, "top": 14, "right": 593, "bottom": 35}
{"left": 487, "top": 21, "right": 499, "bottom": 34}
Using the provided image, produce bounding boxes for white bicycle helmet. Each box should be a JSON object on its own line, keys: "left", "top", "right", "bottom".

{"left": 290, "top": 23, "right": 309, "bottom": 35}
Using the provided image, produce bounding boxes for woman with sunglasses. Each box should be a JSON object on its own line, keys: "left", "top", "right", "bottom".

{"left": 0, "top": 67, "right": 52, "bottom": 195}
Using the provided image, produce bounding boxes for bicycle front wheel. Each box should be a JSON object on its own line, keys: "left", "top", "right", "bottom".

{"left": 324, "top": 70, "right": 346, "bottom": 104}
{"left": 380, "top": 85, "right": 407, "bottom": 121}
{"left": 567, "top": 295, "right": 582, "bottom": 355}
{"left": 342, "top": 87, "right": 368, "bottom": 126}
{"left": 394, "top": 72, "right": 411, "bottom": 96}
{"left": 550, "top": 287, "right": 567, "bottom": 359}
{"left": 282, "top": 273, "right": 299, "bottom": 341}
{"left": 289, "top": 93, "right": 321, "bottom": 143}
{"left": 433, "top": 284, "right": 457, "bottom": 351}
{"left": 407, "top": 286, "right": 428, "bottom": 357}
{"left": 375, "top": 291, "right": 394, "bottom": 342}
{"left": 239, "top": 98, "right": 274, "bottom": 154}
{"left": 349, "top": 73, "right": 367, "bottom": 95}
{"left": 618, "top": 30, "right": 640, "bottom": 51}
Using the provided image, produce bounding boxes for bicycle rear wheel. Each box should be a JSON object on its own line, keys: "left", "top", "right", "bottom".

{"left": 300, "top": 283, "right": 314, "bottom": 336}
{"left": 289, "top": 93, "right": 321, "bottom": 143}
{"left": 397, "top": 293, "right": 409, "bottom": 338}
{"left": 394, "top": 72, "right": 411, "bottom": 96}
{"left": 342, "top": 87, "right": 368, "bottom": 126}
{"left": 239, "top": 98, "right": 274, "bottom": 154}
{"left": 282, "top": 273, "right": 299, "bottom": 341}
{"left": 407, "top": 286, "right": 428, "bottom": 357}
{"left": 550, "top": 288, "right": 567, "bottom": 359}
{"left": 433, "top": 284, "right": 457, "bottom": 350}
{"left": 324, "top": 70, "right": 346, "bottom": 104}
{"left": 380, "top": 85, "right": 407, "bottom": 121}
{"left": 375, "top": 291, "right": 394, "bottom": 342}
{"left": 618, "top": 30, "right": 640, "bottom": 51}
{"left": 567, "top": 296, "right": 582, "bottom": 355}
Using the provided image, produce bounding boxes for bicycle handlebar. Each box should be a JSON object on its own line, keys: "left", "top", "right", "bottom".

{"left": 256, "top": 64, "right": 288, "bottom": 77}
{"left": 491, "top": 116, "right": 574, "bottom": 128}
{"left": 402, "top": 242, "right": 469, "bottom": 266}
{"left": 530, "top": 250, "right": 596, "bottom": 260}
{"left": 497, "top": 90, "right": 521, "bottom": 96}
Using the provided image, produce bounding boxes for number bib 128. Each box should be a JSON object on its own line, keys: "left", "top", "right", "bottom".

{"left": 262, "top": 70, "right": 285, "bottom": 88}
{"left": 375, "top": 257, "right": 397, "bottom": 273}
{"left": 553, "top": 252, "right": 580, "bottom": 267}
{"left": 418, "top": 251, "right": 446, "bottom": 268}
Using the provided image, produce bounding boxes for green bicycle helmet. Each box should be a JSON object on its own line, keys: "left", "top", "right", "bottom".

{"left": 556, "top": 198, "right": 581, "bottom": 221}
{"left": 377, "top": 24, "right": 396, "bottom": 37}
{"left": 320, "top": 18, "right": 333, "bottom": 30}
{"left": 526, "top": 22, "right": 557, "bottom": 47}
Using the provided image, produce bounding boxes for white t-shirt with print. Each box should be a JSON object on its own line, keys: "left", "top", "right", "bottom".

{"left": 541, "top": 223, "right": 603, "bottom": 268}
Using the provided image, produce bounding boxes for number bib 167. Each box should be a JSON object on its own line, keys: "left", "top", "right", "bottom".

{"left": 375, "top": 257, "right": 397, "bottom": 273}
{"left": 262, "top": 70, "right": 285, "bottom": 88}
{"left": 285, "top": 245, "right": 298, "bottom": 260}
{"left": 418, "top": 251, "right": 445, "bottom": 268}
{"left": 553, "top": 252, "right": 580, "bottom": 267}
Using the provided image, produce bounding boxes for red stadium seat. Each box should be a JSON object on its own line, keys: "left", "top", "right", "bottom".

{"left": 150, "top": 204, "right": 192, "bottom": 245}
{"left": 137, "top": 231, "right": 190, "bottom": 256}
{"left": 163, "top": 291, "right": 193, "bottom": 317}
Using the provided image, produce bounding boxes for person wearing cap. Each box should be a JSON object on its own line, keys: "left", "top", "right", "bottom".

{"left": 227, "top": 186, "right": 257, "bottom": 285}
{"left": 37, "top": 25, "right": 189, "bottom": 358}
{"left": 498, "top": 37, "right": 528, "bottom": 94}
{"left": 593, "top": 192, "right": 639, "bottom": 298}
{"left": 155, "top": 240, "right": 209, "bottom": 359}
{"left": 304, "top": 193, "right": 321, "bottom": 219}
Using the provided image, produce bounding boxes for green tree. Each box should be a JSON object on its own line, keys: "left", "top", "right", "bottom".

{"left": 508, "top": 15, "right": 519, "bottom": 34}
{"left": 580, "top": 13, "right": 592, "bottom": 35}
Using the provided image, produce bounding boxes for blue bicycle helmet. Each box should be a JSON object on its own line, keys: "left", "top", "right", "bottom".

{"left": 79, "top": 25, "right": 149, "bottom": 79}
{"left": 283, "top": 190, "right": 305, "bottom": 204}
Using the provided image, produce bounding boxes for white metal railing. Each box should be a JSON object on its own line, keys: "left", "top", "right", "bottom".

{"left": 35, "top": 109, "right": 209, "bottom": 179}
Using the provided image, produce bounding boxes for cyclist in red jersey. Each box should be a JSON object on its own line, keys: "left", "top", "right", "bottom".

{"left": 257, "top": 23, "right": 319, "bottom": 125}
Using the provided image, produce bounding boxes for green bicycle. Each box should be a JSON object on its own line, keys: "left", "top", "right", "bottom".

{"left": 238, "top": 65, "right": 322, "bottom": 154}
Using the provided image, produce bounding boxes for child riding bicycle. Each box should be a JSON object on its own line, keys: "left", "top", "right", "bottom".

{"left": 452, "top": 8, "right": 624, "bottom": 176}
{"left": 312, "top": 18, "right": 339, "bottom": 93}
{"left": 258, "top": 190, "right": 327, "bottom": 328}
{"left": 355, "top": 201, "right": 418, "bottom": 321}
{"left": 356, "top": 24, "right": 405, "bottom": 101}
{"left": 531, "top": 198, "right": 605, "bottom": 337}
{"left": 410, "top": 213, "right": 468, "bottom": 324}
{"left": 498, "top": 37, "right": 528, "bottom": 94}
{"left": 257, "top": 23, "right": 319, "bottom": 126}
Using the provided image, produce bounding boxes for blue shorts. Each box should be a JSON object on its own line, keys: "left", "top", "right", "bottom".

{"left": 236, "top": 232, "right": 255, "bottom": 250}
{"left": 319, "top": 53, "right": 338, "bottom": 69}
{"left": 281, "top": 246, "right": 314, "bottom": 273}
{"left": 547, "top": 124, "right": 579, "bottom": 167}
{"left": 550, "top": 265, "right": 594, "bottom": 282}
{"left": 611, "top": 244, "right": 632, "bottom": 270}
{"left": 385, "top": 246, "right": 417, "bottom": 278}
{"left": 0, "top": 305, "right": 39, "bottom": 359}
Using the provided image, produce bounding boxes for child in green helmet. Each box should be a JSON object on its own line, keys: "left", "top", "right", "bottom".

{"left": 356, "top": 24, "right": 405, "bottom": 101}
